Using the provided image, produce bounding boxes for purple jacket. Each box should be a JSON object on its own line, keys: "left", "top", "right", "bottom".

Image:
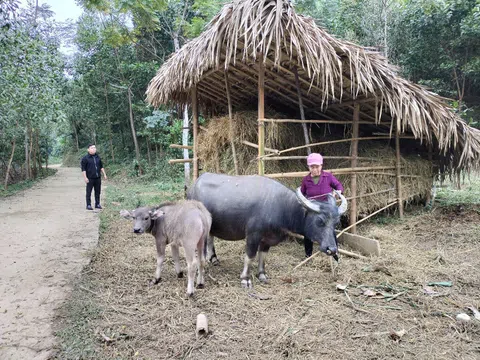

{"left": 300, "top": 171, "right": 344, "bottom": 201}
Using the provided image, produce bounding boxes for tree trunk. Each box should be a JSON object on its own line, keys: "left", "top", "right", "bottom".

{"left": 182, "top": 105, "right": 191, "bottom": 184}
{"left": 127, "top": 87, "right": 142, "bottom": 175}
{"left": 32, "top": 129, "right": 39, "bottom": 178}
{"left": 102, "top": 73, "right": 115, "bottom": 162}
{"left": 173, "top": 32, "right": 191, "bottom": 184}
{"left": 73, "top": 123, "right": 79, "bottom": 152}
{"left": 146, "top": 137, "right": 151, "bottom": 165}
{"left": 29, "top": 126, "right": 35, "bottom": 178}
{"left": 5, "top": 122, "right": 18, "bottom": 190}
{"left": 24, "top": 124, "right": 30, "bottom": 180}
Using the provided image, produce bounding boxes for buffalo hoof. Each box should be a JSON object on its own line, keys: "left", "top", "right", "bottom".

{"left": 149, "top": 278, "right": 160, "bottom": 286}
{"left": 210, "top": 256, "right": 220, "bottom": 266}
{"left": 187, "top": 291, "right": 195, "bottom": 298}
{"left": 241, "top": 278, "right": 252, "bottom": 288}
{"left": 258, "top": 273, "right": 269, "bottom": 284}
{"left": 177, "top": 271, "right": 184, "bottom": 278}
{"left": 197, "top": 283, "right": 205, "bottom": 289}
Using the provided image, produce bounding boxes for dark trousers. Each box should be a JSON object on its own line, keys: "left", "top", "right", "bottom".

{"left": 86, "top": 177, "right": 101, "bottom": 206}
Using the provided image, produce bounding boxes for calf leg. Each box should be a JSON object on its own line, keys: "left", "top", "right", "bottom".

{"left": 240, "top": 232, "right": 262, "bottom": 288}
{"left": 183, "top": 245, "right": 198, "bottom": 297}
{"left": 170, "top": 244, "right": 183, "bottom": 278}
{"left": 151, "top": 245, "right": 166, "bottom": 286}
{"left": 206, "top": 235, "right": 219, "bottom": 265}
{"left": 196, "top": 239, "right": 206, "bottom": 289}
{"left": 257, "top": 242, "right": 270, "bottom": 284}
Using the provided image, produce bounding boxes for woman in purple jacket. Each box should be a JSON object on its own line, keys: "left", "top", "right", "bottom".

{"left": 300, "top": 153, "right": 344, "bottom": 257}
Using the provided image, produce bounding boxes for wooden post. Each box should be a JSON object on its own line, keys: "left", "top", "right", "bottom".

{"left": 191, "top": 86, "right": 199, "bottom": 181}
{"left": 395, "top": 125, "right": 404, "bottom": 218}
{"left": 225, "top": 70, "right": 239, "bottom": 175}
{"left": 258, "top": 54, "right": 265, "bottom": 176}
{"left": 349, "top": 103, "right": 360, "bottom": 233}
{"left": 293, "top": 67, "right": 311, "bottom": 154}
{"left": 425, "top": 143, "right": 433, "bottom": 205}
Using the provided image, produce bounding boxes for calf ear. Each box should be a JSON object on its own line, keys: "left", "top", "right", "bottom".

{"left": 150, "top": 209, "right": 165, "bottom": 220}
{"left": 120, "top": 209, "right": 134, "bottom": 219}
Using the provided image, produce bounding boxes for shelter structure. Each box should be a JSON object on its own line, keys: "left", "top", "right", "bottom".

{"left": 146, "top": 0, "right": 480, "bottom": 230}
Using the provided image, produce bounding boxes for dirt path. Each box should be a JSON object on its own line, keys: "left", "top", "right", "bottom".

{"left": 0, "top": 167, "right": 101, "bottom": 359}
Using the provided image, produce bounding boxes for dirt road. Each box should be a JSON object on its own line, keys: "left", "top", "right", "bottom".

{"left": 0, "top": 167, "right": 100, "bottom": 359}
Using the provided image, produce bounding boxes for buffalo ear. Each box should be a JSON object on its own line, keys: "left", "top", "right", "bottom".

{"left": 150, "top": 209, "right": 165, "bottom": 220}
{"left": 120, "top": 209, "right": 134, "bottom": 219}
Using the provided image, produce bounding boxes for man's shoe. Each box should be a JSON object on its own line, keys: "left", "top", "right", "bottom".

{"left": 86, "top": 205, "right": 93, "bottom": 210}
{"left": 95, "top": 204, "right": 103, "bottom": 209}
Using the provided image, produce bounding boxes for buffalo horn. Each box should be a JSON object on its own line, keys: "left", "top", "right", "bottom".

{"left": 334, "top": 190, "right": 348, "bottom": 215}
{"left": 295, "top": 188, "right": 321, "bottom": 213}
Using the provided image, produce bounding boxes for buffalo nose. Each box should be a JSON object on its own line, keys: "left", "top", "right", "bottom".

{"left": 134, "top": 228, "right": 141, "bottom": 233}
{"left": 326, "top": 247, "right": 337, "bottom": 256}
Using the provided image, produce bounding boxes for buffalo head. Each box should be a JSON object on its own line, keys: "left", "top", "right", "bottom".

{"left": 295, "top": 188, "right": 347, "bottom": 259}
{"left": 119, "top": 207, "right": 165, "bottom": 234}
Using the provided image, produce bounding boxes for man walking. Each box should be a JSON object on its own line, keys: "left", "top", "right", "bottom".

{"left": 81, "top": 144, "right": 107, "bottom": 210}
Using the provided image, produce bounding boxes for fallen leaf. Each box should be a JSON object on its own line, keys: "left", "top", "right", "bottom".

{"left": 427, "top": 281, "right": 452, "bottom": 287}
{"left": 389, "top": 329, "right": 406, "bottom": 342}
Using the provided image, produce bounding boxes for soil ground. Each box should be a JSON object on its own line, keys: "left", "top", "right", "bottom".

{"left": 0, "top": 167, "right": 101, "bottom": 359}
{"left": 54, "top": 179, "right": 480, "bottom": 360}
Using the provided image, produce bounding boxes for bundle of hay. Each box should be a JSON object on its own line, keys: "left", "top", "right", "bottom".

{"left": 198, "top": 112, "right": 433, "bottom": 216}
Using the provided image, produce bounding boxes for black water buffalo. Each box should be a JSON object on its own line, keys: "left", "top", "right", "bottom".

{"left": 187, "top": 173, "right": 347, "bottom": 288}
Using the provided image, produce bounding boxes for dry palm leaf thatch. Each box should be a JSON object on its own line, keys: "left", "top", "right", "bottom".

{"left": 146, "top": 0, "right": 480, "bottom": 172}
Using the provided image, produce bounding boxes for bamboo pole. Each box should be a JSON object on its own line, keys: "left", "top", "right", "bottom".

{"left": 169, "top": 144, "right": 193, "bottom": 150}
{"left": 191, "top": 87, "right": 199, "bottom": 181}
{"left": 395, "top": 126, "right": 404, "bottom": 218}
{"left": 241, "top": 140, "right": 279, "bottom": 154}
{"left": 262, "top": 156, "right": 377, "bottom": 161}
{"left": 426, "top": 143, "right": 433, "bottom": 205}
{"left": 169, "top": 159, "right": 194, "bottom": 164}
{"left": 258, "top": 136, "right": 415, "bottom": 159}
{"left": 265, "top": 166, "right": 398, "bottom": 178}
{"left": 258, "top": 54, "right": 265, "bottom": 176}
{"left": 293, "top": 66, "right": 311, "bottom": 155}
{"left": 337, "top": 201, "right": 398, "bottom": 238}
{"left": 345, "top": 188, "right": 395, "bottom": 201}
{"left": 350, "top": 103, "right": 360, "bottom": 233}
{"left": 262, "top": 119, "right": 388, "bottom": 125}
{"left": 225, "top": 70, "right": 239, "bottom": 175}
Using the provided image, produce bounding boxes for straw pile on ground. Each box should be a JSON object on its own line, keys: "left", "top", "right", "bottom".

{"left": 56, "top": 194, "right": 480, "bottom": 359}
{"left": 198, "top": 111, "right": 433, "bottom": 216}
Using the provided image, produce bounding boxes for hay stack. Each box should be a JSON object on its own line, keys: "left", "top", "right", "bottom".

{"left": 198, "top": 111, "right": 433, "bottom": 216}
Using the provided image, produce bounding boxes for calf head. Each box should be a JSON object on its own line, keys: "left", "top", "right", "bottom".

{"left": 120, "top": 207, "right": 165, "bottom": 234}
{"left": 296, "top": 189, "right": 347, "bottom": 259}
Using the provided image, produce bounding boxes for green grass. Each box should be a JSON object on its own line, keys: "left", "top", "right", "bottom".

{"left": 0, "top": 168, "right": 57, "bottom": 198}
{"left": 435, "top": 176, "right": 480, "bottom": 206}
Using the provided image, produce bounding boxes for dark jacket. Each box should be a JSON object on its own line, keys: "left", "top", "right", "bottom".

{"left": 81, "top": 154, "right": 103, "bottom": 179}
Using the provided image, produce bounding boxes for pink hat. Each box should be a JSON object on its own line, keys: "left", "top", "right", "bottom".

{"left": 307, "top": 153, "right": 323, "bottom": 166}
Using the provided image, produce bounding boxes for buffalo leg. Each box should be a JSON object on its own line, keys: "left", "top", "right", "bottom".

{"left": 240, "top": 232, "right": 262, "bottom": 288}
{"left": 184, "top": 244, "right": 198, "bottom": 296}
{"left": 170, "top": 244, "right": 183, "bottom": 278}
{"left": 257, "top": 242, "right": 270, "bottom": 283}
{"left": 206, "top": 235, "right": 219, "bottom": 265}
{"left": 151, "top": 245, "right": 166, "bottom": 286}
{"left": 196, "top": 239, "right": 206, "bottom": 289}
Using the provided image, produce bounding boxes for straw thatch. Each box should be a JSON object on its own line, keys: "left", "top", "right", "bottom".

{"left": 146, "top": 0, "right": 480, "bottom": 171}
{"left": 199, "top": 111, "right": 433, "bottom": 215}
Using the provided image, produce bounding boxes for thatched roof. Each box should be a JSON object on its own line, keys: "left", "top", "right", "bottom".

{"left": 146, "top": 0, "right": 480, "bottom": 171}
